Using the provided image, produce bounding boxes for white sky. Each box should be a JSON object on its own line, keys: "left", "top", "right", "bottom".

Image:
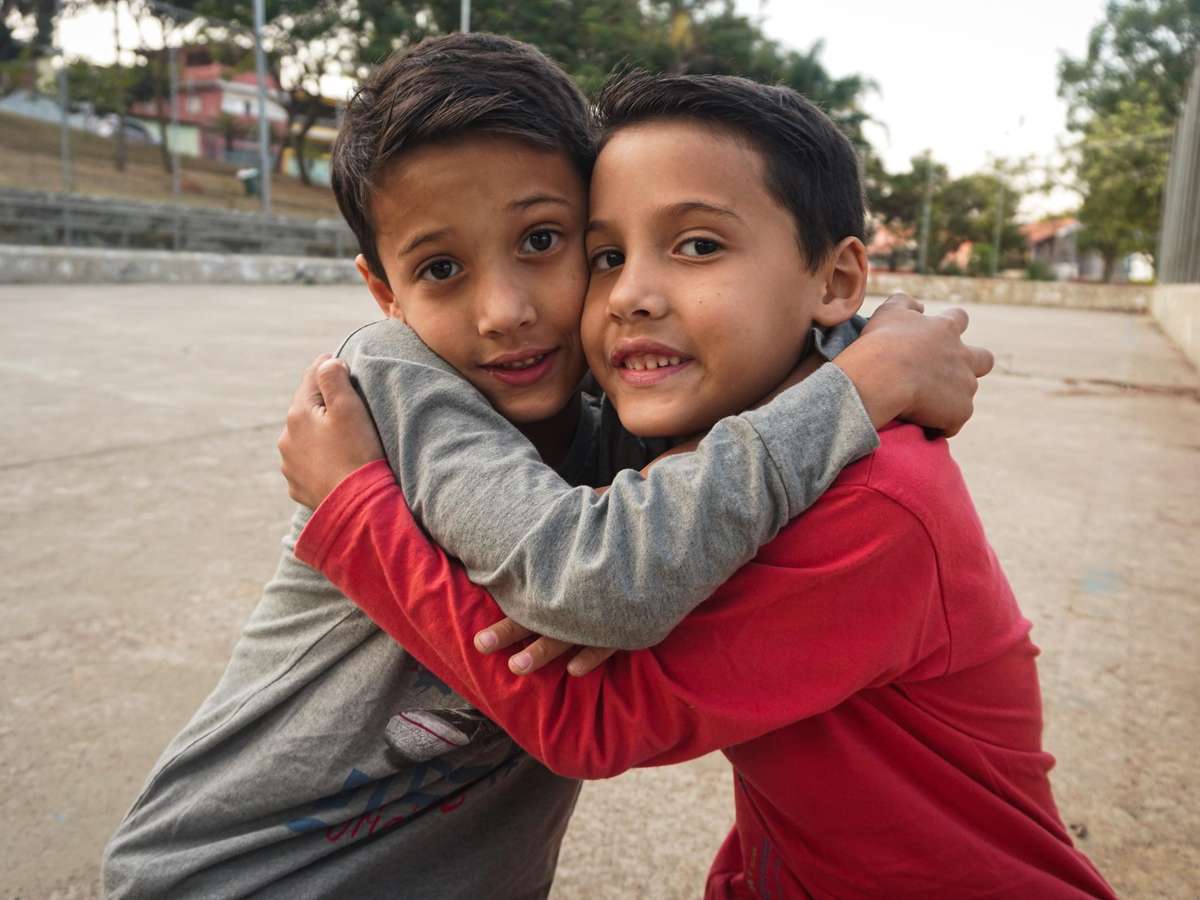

{"left": 737, "top": 0, "right": 1110, "bottom": 214}
{"left": 57, "top": 0, "right": 1107, "bottom": 217}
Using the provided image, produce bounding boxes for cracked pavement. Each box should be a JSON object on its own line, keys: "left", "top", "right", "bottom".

{"left": 1, "top": 285, "right": 1196, "bottom": 898}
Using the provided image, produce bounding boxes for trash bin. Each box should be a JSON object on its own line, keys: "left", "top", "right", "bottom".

{"left": 236, "top": 167, "right": 260, "bottom": 197}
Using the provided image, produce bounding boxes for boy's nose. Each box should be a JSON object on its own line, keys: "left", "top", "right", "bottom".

{"left": 606, "top": 261, "right": 668, "bottom": 321}
{"left": 477, "top": 281, "right": 538, "bottom": 336}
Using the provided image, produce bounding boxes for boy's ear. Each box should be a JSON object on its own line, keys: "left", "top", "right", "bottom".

{"left": 356, "top": 254, "right": 405, "bottom": 322}
{"left": 813, "top": 237, "right": 868, "bottom": 328}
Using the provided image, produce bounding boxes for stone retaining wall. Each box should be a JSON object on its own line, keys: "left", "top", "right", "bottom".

{"left": 868, "top": 271, "right": 1152, "bottom": 312}
{"left": 1, "top": 246, "right": 1196, "bottom": 369}
{"left": 0, "top": 245, "right": 359, "bottom": 285}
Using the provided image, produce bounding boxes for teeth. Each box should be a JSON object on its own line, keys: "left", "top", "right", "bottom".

{"left": 622, "top": 354, "right": 683, "bottom": 370}
{"left": 497, "top": 353, "right": 546, "bottom": 370}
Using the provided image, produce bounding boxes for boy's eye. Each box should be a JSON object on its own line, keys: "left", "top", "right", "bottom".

{"left": 420, "top": 259, "right": 462, "bottom": 282}
{"left": 591, "top": 249, "right": 625, "bottom": 272}
{"left": 521, "top": 229, "right": 561, "bottom": 254}
{"left": 679, "top": 238, "right": 722, "bottom": 258}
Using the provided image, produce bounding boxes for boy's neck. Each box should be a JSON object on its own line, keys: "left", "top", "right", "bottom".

{"left": 517, "top": 395, "right": 582, "bottom": 469}
{"left": 750, "top": 348, "right": 825, "bottom": 412}
{"left": 669, "top": 348, "right": 825, "bottom": 454}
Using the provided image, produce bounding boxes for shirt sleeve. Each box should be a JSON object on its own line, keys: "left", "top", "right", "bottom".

{"left": 344, "top": 322, "right": 879, "bottom": 650}
{"left": 296, "top": 460, "right": 948, "bottom": 779}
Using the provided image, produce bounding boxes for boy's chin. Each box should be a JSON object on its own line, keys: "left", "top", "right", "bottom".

{"left": 613, "top": 401, "right": 713, "bottom": 441}
{"left": 490, "top": 390, "right": 575, "bottom": 426}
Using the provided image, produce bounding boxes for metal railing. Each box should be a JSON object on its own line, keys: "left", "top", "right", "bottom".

{"left": 0, "top": 188, "right": 355, "bottom": 258}
{"left": 1158, "top": 53, "right": 1200, "bottom": 284}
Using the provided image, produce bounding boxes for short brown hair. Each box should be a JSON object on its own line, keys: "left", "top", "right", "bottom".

{"left": 596, "top": 70, "right": 865, "bottom": 272}
{"left": 332, "top": 33, "right": 594, "bottom": 282}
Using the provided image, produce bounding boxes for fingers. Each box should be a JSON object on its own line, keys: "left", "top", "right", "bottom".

{"left": 938, "top": 306, "right": 969, "bottom": 335}
{"left": 966, "top": 345, "right": 995, "bottom": 378}
{"left": 474, "top": 618, "right": 533, "bottom": 654}
{"left": 292, "top": 353, "right": 332, "bottom": 413}
{"left": 881, "top": 292, "right": 924, "bottom": 314}
{"left": 509, "top": 636, "right": 573, "bottom": 675}
{"left": 315, "top": 357, "right": 352, "bottom": 408}
{"left": 567, "top": 646, "right": 616, "bottom": 677}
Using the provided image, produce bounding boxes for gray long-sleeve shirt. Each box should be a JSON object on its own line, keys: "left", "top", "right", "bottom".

{"left": 102, "top": 319, "right": 875, "bottom": 899}
{"left": 347, "top": 319, "right": 877, "bottom": 648}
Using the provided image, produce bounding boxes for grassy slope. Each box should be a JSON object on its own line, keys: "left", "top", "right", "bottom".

{"left": 0, "top": 110, "right": 340, "bottom": 220}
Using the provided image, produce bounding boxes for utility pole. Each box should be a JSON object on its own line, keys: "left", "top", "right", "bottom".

{"left": 168, "top": 42, "right": 181, "bottom": 200}
{"left": 917, "top": 151, "right": 933, "bottom": 274}
{"left": 991, "top": 168, "right": 1004, "bottom": 277}
{"left": 253, "top": 0, "right": 272, "bottom": 216}
{"left": 168, "top": 39, "right": 182, "bottom": 248}
{"left": 460, "top": 0, "right": 471, "bottom": 32}
{"left": 55, "top": 0, "right": 73, "bottom": 195}
{"left": 112, "top": 1, "right": 127, "bottom": 172}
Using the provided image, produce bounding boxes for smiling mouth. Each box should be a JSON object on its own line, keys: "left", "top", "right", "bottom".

{"left": 482, "top": 348, "right": 559, "bottom": 386}
{"left": 492, "top": 352, "right": 550, "bottom": 370}
{"left": 618, "top": 353, "right": 686, "bottom": 371}
{"left": 613, "top": 355, "right": 693, "bottom": 387}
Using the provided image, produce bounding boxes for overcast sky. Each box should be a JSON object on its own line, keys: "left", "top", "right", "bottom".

{"left": 737, "top": 0, "right": 1110, "bottom": 211}
{"left": 59, "top": 0, "right": 1109, "bottom": 216}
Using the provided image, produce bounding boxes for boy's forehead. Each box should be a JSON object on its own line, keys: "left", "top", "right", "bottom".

{"left": 370, "top": 137, "right": 587, "bottom": 236}
{"left": 591, "top": 122, "right": 770, "bottom": 215}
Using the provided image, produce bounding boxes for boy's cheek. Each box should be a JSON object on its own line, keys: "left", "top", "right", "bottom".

{"left": 579, "top": 300, "right": 609, "bottom": 371}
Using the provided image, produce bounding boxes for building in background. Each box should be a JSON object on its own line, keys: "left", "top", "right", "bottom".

{"left": 1021, "top": 217, "right": 1106, "bottom": 281}
{"left": 127, "top": 46, "right": 288, "bottom": 169}
{"left": 866, "top": 223, "right": 916, "bottom": 272}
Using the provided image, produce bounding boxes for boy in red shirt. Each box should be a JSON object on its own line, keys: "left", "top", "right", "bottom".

{"left": 280, "top": 71, "right": 1115, "bottom": 897}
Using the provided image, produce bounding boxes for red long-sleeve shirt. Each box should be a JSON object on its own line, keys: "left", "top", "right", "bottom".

{"left": 296, "top": 425, "right": 1115, "bottom": 898}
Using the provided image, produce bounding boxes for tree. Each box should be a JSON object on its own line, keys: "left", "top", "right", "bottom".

{"left": 1058, "top": 0, "right": 1200, "bottom": 278}
{"left": 1072, "top": 91, "right": 1174, "bottom": 278}
{"left": 348, "top": 1, "right": 874, "bottom": 146}
{"left": 129, "top": 0, "right": 355, "bottom": 184}
{"left": 0, "top": 0, "right": 57, "bottom": 62}
{"left": 867, "top": 154, "right": 1025, "bottom": 275}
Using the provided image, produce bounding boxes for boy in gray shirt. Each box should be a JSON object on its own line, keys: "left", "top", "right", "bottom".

{"left": 103, "top": 34, "right": 990, "bottom": 899}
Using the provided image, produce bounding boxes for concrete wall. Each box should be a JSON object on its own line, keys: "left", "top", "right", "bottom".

{"left": 0, "top": 245, "right": 358, "bottom": 285}
{"left": 866, "top": 272, "right": 1197, "bottom": 369}
{"left": 1, "top": 246, "right": 1195, "bottom": 369}
{"left": 1151, "top": 284, "right": 1200, "bottom": 369}
{"left": 868, "top": 271, "right": 1153, "bottom": 313}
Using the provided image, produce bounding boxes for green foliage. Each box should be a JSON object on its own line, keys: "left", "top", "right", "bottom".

{"left": 64, "top": 58, "right": 149, "bottom": 116}
{"left": 349, "top": 1, "right": 875, "bottom": 147}
{"left": 869, "top": 154, "right": 1025, "bottom": 272}
{"left": 0, "top": 0, "right": 57, "bottom": 61}
{"left": 967, "top": 243, "right": 995, "bottom": 278}
{"left": 1058, "top": 0, "right": 1200, "bottom": 277}
{"left": 1072, "top": 90, "right": 1174, "bottom": 273}
{"left": 1026, "top": 259, "right": 1055, "bottom": 281}
{"left": 1058, "top": 0, "right": 1200, "bottom": 126}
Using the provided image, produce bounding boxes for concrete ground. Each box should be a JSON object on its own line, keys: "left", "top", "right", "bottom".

{"left": 1, "top": 284, "right": 1197, "bottom": 899}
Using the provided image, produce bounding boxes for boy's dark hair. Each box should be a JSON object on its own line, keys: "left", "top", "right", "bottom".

{"left": 596, "top": 70, "right": 865, "bottom": 272}
{"left": 332, "top": 33, "right": 594, "bottom": 282}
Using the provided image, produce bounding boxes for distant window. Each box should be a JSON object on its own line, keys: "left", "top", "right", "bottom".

{"left": 187, "top": 95, "right": 201, "bottom": 114}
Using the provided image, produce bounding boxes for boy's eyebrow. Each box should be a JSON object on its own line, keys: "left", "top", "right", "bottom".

{"left": 664, "top": 200, "right": 745, "bottom": 223}
{"left": 397, "top": 228, "right": 452, "bottom": 258}
{"left": 508, "top": 193, "right": 572, "bottom": 211}
{"left": 586, "top": 200, "right": 744, "bottom": 236}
